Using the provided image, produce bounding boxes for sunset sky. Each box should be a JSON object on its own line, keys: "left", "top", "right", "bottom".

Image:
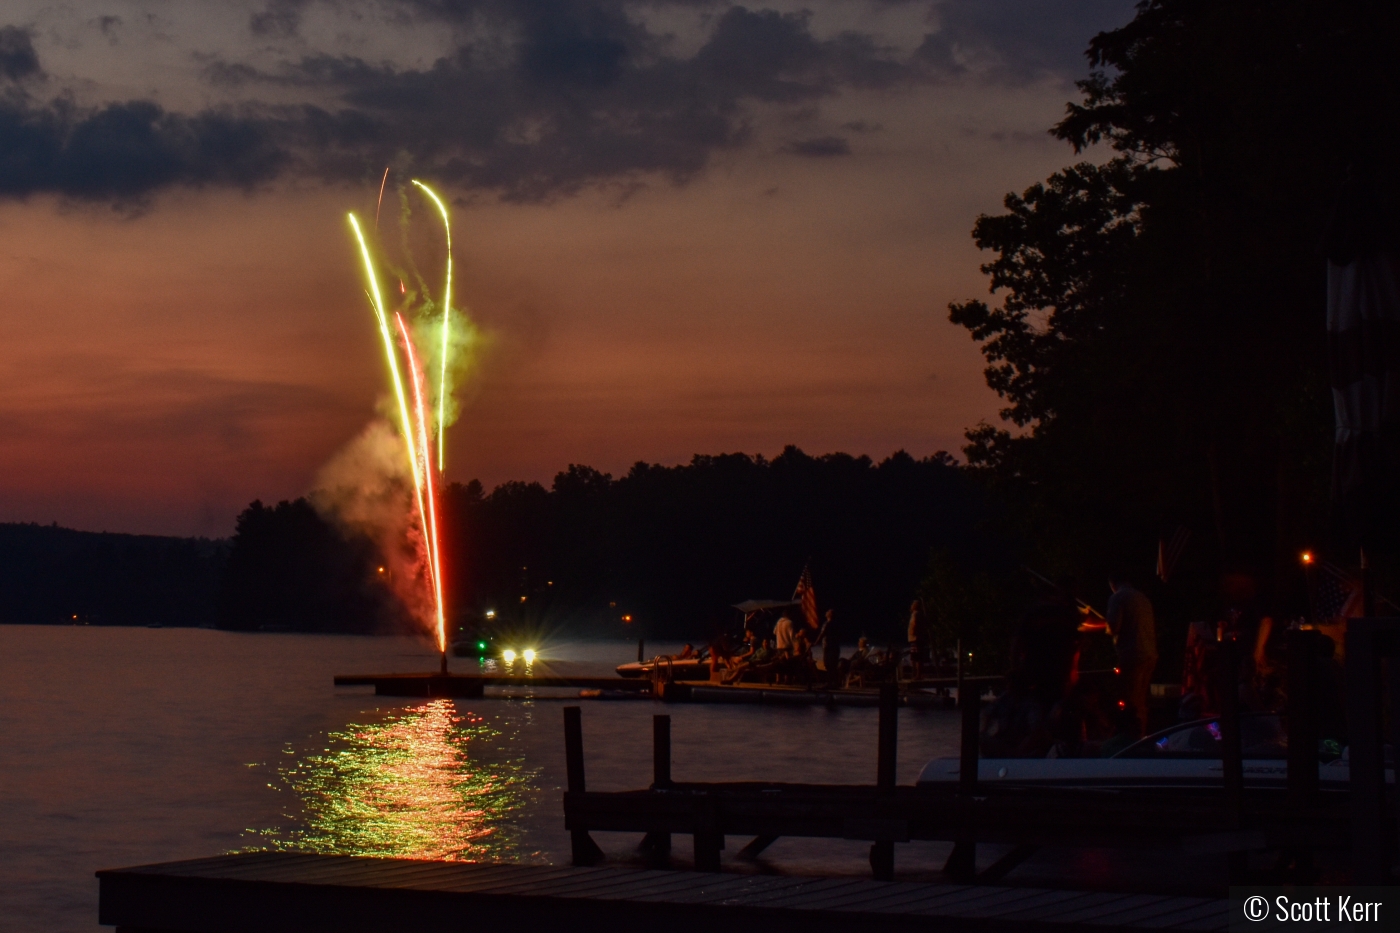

{"left": 0, "top": 0, "right": 1135, "bottom": 537}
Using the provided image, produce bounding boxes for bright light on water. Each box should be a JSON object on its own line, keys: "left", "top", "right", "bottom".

{"left": 251, "top": 700, "right": 535, "bottom": 860}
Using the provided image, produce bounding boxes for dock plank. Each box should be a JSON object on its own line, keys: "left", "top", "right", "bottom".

{"left": 98, "top": 853, "right": 1230, "bottom": 933}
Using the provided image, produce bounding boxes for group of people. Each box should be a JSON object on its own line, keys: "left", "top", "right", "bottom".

{"left": 981, "top": 570, "right": 1159, "bottom": 758}
{"left": 709, "top": 608, "right": 845, "bottom": 685}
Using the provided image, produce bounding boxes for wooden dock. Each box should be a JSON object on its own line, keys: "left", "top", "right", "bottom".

{"left": 334, "top": 672, "right": 652, "bottom": 697}
{"left": 332, "top": 671, "right": 986, "bottom": 704}
{"left": 97, "top": 852, "right": 1231, "bottom": 932}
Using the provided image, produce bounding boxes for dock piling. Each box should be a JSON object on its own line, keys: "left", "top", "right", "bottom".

{"left": 640, "top": 714, "right": 674, "bottom": 857}
{"left": 653, "top": 714, "right": 672, "bottom": 788}
{"left": 693, "top": 797, "right": 724, "bottom": 871}
{"left": 563, "top": 706, "right": 605, "bottom": 866}
{"left": 870, "top": 683, "right": 899, "bottom": 881}
{"left": 944, "top": 677, "right": 980, "bottom": 881}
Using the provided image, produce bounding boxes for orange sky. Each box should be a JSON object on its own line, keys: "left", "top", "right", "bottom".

{"left": 0, "top": 1, "right": 1134, "bottom": 536}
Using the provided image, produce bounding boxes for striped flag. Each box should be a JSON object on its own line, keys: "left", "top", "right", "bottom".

{"left": 1324, "top": 169, "right": 1400, "bottom": 550}
{"left": 1313, "top": 559, "right": 1364, "bottom": 624}
{"left": 793, "top": 564, "right": 818, "bottom": 629}
{"left": 1156, "top": 526, "right": 1190, "bottom": 583}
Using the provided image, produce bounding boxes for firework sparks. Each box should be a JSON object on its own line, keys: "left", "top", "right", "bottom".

{"left": 347, "top": 211, "right": 449, "bottom": 661}
{"left": 396, "top": 312, "right": 446, "bottom": 654}
{"left": 410, "top": 180, "right": 452, "bottom": 472}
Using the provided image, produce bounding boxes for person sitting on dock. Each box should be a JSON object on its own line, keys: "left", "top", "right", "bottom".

{"left": 674, "top": 644, "right": 696, "bottom": 660}
{"left": 723, "top": 637, "right": 777, "bottom": 684}
{"left": 709, "top": 634, "right": 738, "bottom": 682}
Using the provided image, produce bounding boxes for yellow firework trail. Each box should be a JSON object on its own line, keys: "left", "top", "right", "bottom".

{"left": 348, "top": 214, "right": 435, "bottom": 628}
{"left": 411, "top": 179, "right": 452, "bottom": 472}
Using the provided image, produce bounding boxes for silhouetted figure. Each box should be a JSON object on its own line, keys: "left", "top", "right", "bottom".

{"left": 818, "top": 608, "right": 841, "bottom": 686}
{"left": 1107, "top": 570, "right": 1157, "bottom": 734}
{"left": 907, "top": 600, "right": 930, "bottom": 679}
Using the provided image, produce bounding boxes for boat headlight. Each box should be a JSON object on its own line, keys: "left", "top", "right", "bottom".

{"left": 523, "top": 648, "right": 537, "bottom": 664}
{"left": 502, "top": 649, "right": 517, "bottom": 664}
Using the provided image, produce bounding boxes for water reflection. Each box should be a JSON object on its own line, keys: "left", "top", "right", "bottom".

{"left": 252, "top": 700, "right": 537, "bottom": 860}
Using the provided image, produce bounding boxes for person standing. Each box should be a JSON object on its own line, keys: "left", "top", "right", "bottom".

{"left": 907, "top": 600, "right": 930, "bottom": 680}
{"left": 774, "top": 611, "right": 796, "bottom": 655}
{"left": 1106, "top": 570, "right": 1158, "bottom": 735}
{"left": 819, "top": 609, "right": 841, "bottom": 685}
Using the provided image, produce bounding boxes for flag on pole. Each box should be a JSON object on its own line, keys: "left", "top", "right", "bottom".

{"left": 1156, "top": 526, "right": 1191, "bottom": 583}
{"left": 1314, "top": 559, "right": 1364, "bottom": 624}
{"left": 793, "top": 564, "right": 818, "bottom": 629}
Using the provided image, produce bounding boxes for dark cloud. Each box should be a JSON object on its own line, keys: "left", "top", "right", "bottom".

{"left": 0, "top": 26, "right": 39, "bottom": 82}
{"left": 0, "top": 99, "right": 287, "bottom": 202}
{"left": 250, "top": 0, "right": 307, "bottom": 37}
{"left": 925, "top": 0, "right": 1138, "bottom": 81}
{"left": 783, "top": 135, "right": 850, "bottom": 157}
{"left": 0, "top": 2, "right": 925, "bottom": 203}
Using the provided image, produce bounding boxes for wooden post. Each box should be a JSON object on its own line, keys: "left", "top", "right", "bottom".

{"left": 1286, "top": 629, "right": 1319, "bottom": 808}
{"left": 653, "top": 714, "right": 672, "bottom": 788}
{"left": 693, "top": 796, "right": 723, "bottom": 871}
{"left": 870, "top": 683, "right": 898, "bottom": 881}
{"left": 1347, "top": 621, "right": 1389, "bottom": 883}
{"left": 563, "top": 706, "right": 604, "bottom": 866}
{"left": 1217, "top": 640, "right": 1244, "bottom": 812}
{"left": 960, "top": 681, "right": 979, "bottom": 796}
{"left": 944, "top": 677, "right": 979, "bottom": 881}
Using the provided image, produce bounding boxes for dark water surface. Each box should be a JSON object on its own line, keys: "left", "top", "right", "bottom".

{"left": 1, "top": 625, "right": 964, "bottom": 932}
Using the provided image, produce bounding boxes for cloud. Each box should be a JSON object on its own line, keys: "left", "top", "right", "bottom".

{"left": 922, "top": 0, "right": 1139, "bottom": 82}
{"left": 783, "top": 135, "right": 850, "bottom": 157}
{"left": 0, "top": 99, "right": 287, "bottom": 202}
{"left": 0, "top": 26, "right": 39, "bottom": 82}
{"left": 0, "top": 0, "right": 1130, "bottom": 205}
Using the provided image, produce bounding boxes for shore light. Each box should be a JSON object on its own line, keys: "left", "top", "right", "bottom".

{"left": 502, "top": 649, "right": 517, "bottom": 664}
{"left": 1301, "top": 551, "right": 1314, "bottom": 565}
{"left": 485, "top": 609, "right": 496, "bottom": 619}
{"left": 523, "top": 648, "right": 537, "bottom": 664}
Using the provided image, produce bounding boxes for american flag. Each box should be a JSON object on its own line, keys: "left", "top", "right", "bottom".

{"left": 1314, "top": 559, "right": 1363, "bottom": 623}
{"left": 1156, "top": 526, "right": 1190, "bottom": 583}
{"left": 793, "top": 564, "right": 819, "bottom": 629}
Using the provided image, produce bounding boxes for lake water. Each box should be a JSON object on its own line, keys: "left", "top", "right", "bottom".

{"left": 1, "top": 625, "right": 968, "bottom": 932}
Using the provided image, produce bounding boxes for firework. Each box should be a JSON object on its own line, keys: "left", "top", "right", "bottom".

{"left": 410, "top": 179, "right": 452, "bottom": 472}
{"left": 347, "top": 208, "right": 450, "bottom": 661}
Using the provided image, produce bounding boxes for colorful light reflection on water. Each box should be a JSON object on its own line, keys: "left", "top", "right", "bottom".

{"left": 250, "top": 700, "right": 538, "bottom": 861}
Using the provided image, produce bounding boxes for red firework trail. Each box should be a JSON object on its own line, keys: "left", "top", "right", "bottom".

{"left": 395, "top": 312, "right": 446, "bottom": 655}
{"left": 375, "top": 166, "right": 390, "bottom": 228}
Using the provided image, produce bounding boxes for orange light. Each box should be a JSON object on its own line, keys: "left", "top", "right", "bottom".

{"left": 1301, "top": 551, "right": 1314, "bottom": 565}
{"left": 622, "top": 614, "right": 633, "bottom": 623}
{"left": 1113, "top": 666, "right": 1121, "bottom": 675}
{"left": 377, "top": 566, "right": 385, "bottom": 573}
{"left": 1117, "top": 700, "right": 1126, "bottom": 709}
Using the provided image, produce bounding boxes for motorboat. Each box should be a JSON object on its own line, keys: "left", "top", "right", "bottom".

{"left": 616, "top": 651, "right": 709, "bottom": 680}
{"left": 916, "top": 713, "right": 1378, "bottom": 790}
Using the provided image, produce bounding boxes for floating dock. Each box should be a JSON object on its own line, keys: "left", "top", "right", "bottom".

{"left": 332, "top": 671, "right": 992, "bottom": 705}
{"left": 97, "top": 852, "right": 1231, "bottom": 933}
{"left": 333, "top": 672, "right": 652, "bottom": 697}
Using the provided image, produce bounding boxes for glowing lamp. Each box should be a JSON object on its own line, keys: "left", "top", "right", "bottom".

{"left": 523, "top": 648, "right": 537, "bottom": 664}
{"left": 377, "top": 566, "right": 385, "bottom": 574}
{"left": 477, "top": 641, "right": 487, "bottom": 650}
{"left": 622, "top": 614, "right": 633, "bottom": 623}
{"left": 502, "top": 649, "right": 517, "bottom": 664}
{"left": 1301, "top": 551, "right": 1314, "bottom": 565}
{"left": 485, "top": 610, "right": 496, "bottom": 619}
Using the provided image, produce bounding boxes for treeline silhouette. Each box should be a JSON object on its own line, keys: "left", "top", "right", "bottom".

{"left": 0, "top": 523, "right": 227, "bottom": 627}
{"left": 945, "top": 0, "right": 1400, "bottom": 620}
{"left": 213, "top": 446, "right": 995, "bottom": 641}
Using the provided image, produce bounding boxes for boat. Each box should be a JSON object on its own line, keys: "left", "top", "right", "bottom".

{"left": 616, "top": 651, "right": 709, "bottom": 680}
{"left": 916, "top": 713, "right": 1382, "bottom": 790}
